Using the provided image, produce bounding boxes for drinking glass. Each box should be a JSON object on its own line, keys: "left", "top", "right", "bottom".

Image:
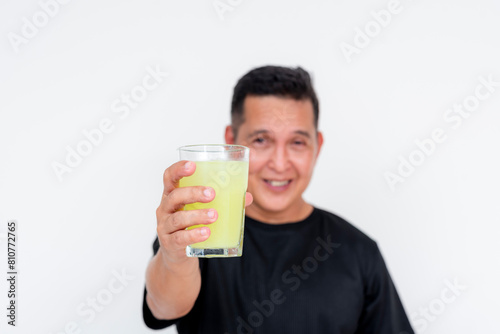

{"left": 178, "top": 144, "right": 249, "bottom": 257}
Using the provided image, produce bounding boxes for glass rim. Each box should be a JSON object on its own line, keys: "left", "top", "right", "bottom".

{"left": 177, "top": 144, "right": 249, "bottom": 153}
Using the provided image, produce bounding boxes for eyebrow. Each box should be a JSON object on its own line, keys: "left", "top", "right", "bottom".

{"left": 293, "top": 130, "right": 311, "bottom": 138}
{"left": 246, "top": 130, "right": 269, "bottom": 139}
{"left": 246, "top": 129, "right": 312, "bottom": 139}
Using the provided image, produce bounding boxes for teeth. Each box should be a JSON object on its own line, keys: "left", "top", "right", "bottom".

{"left": 269, "top": 180, "right": 289, "bottom": 187}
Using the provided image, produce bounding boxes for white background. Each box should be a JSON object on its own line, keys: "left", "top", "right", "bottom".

{"left": 1, "top": 0, "right": 499, "bottom": 333}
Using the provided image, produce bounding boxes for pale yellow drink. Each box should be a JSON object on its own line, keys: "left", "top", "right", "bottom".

{"left": 180, "top": 160, "right": 249, "bottom": 250}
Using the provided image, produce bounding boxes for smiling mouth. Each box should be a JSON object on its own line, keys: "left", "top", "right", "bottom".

{"left": 264, "top": 179, "right": 292, "bottom": 187}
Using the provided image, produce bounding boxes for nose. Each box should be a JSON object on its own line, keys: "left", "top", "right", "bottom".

{"left": 268, "top": 145, "right": 290, "bottom": 173}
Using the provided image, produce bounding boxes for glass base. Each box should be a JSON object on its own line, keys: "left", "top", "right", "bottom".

{"left": 186, "top": 245, "right": 242, "bottom": 258}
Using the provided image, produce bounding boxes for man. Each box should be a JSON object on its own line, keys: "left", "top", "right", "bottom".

{"left": 143, "top": 66, "right": 414, "bottom": 333}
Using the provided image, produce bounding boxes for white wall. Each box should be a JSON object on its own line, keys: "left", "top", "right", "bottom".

{"left": 1, "top": 0, "right": 499, "bottom": 333}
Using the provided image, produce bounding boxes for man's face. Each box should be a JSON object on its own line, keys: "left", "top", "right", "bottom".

{"left": 226, "top": 95, "right": 323, "bottom": 221}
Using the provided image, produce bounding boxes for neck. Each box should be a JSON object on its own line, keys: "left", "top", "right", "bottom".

{"left": 245, "top": 198, "right": 314, "bottom": 224}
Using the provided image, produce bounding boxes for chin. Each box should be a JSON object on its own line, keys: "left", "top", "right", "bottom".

{"left": 254, "top": 197, "right": 294, "bottom": 214}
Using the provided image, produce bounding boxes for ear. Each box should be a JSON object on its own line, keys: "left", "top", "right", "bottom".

{"left": 315, "top": 131, "right": 324, "bottom": 159}
{"left": 225, "top": 125, "right": 235, "bottom": 144}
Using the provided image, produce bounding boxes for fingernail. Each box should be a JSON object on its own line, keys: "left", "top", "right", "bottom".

{"left": 207, "top": 210, "right": 215, "bottom": 219}
{"left": 203, "top": 188, "right": 212, "bottom": 198}
{"left": 184, "top": 161, "right": 192, "bottom": 170}
{"left": 200, "top": 228, "right": 209, "bottom": 236}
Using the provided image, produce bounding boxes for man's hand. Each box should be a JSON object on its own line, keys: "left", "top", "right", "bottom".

{"left": 156, "top": 160, "right": 216, "bottom": 267}
{"left": 156, "top": 160, "right": 253, "bottom": 266}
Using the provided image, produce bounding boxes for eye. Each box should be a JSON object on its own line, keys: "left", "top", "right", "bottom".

{"left": 293, "top": 140, "right": 305, "bottom": 146}
{"left": 253, "top": 137, "right": 266, "bottom": 144}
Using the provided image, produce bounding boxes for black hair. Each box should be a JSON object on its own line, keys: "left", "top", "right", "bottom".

{"left": 230, "top": 65, "right": 319, "bottom": 138}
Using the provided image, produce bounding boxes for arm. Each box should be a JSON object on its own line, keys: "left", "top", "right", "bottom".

{"left": 145, "top": 160, "right": 216, "bottom": 320}
{"left": 144, "top": 160, "right": 253, "bottom": 323}
{"left": 145, "top": 243, "right": 202, "bottom": 320}
{"left": 355, "top": 243, "right": 414, "bottom": 334}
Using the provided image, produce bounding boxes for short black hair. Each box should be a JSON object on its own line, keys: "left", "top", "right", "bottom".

{"left": 230, "top": 65, "right": 319, "bottom": 139}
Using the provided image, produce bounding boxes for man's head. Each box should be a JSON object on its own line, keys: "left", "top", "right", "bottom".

{"left": 230, "top": 66, "right": 319, "bottom": 139}
{"left": 225, "top": 65, "right": 323, "bottom": 223}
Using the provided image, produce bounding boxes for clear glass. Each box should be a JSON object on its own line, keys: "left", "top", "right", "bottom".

{"left": 178, "top": 144, "right": 249, "bottom": 257}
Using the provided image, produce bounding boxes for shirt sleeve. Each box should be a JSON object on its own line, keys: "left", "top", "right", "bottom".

{"left": 355, "top": 243, "right": 415, "bottom": 334}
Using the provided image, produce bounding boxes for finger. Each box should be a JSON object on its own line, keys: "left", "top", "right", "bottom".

{"left": 244, "top": 192, "right": 253, "bottom": 207}
{"left": 162, "top": 160, "right": 196, "bottom": 196}
{"left": 161, "top": 186, "right": 215, "bottom": 213}
{"left": 165, "top": 227, "right": 211, "bottom": 251}
{"left": 159, "top": 209, "right": 218, "bottom": 234}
